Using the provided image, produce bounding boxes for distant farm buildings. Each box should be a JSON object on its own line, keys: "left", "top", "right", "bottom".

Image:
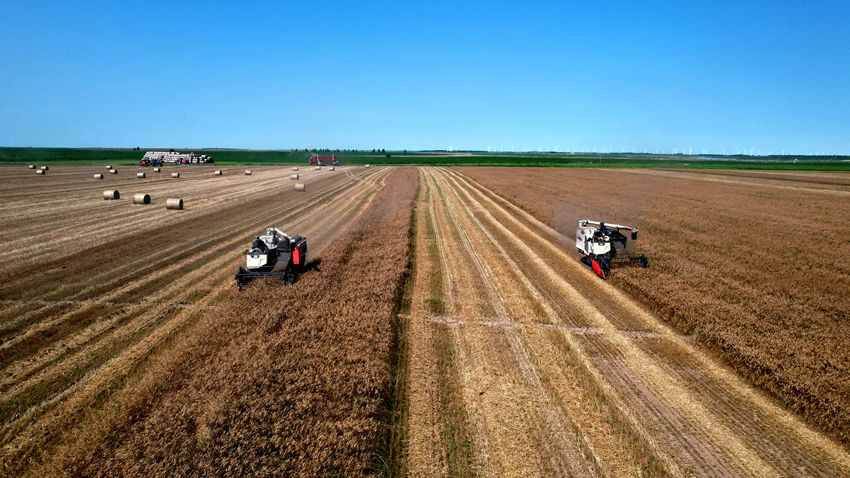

{"left": 142, "top": 151, "right": 214, "bottom": 164}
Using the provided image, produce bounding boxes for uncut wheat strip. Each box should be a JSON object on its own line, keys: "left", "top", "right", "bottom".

{"left": 616, "top": 168, "right": 850, "bottom": 197}
{"left": 0, "top": 169, "right": 388, "bottom": 454}
{"left": 0, "top": 171, "right": 386, "bottom": 396}
{"left": 433, "top": 169, "right": 602, "bottom": 476}
{"left": 427, "top": 170, "right": 587, "bottom": 476}
{"left": 665, "top": 169, "right": 850, "bottom": 190}
{"left": 450, "top": 168, "right": 850, "bottom": 473}
{"left": 443, "top": 169, "right": 780, "bottom": 476}
{"left": 660, "top": 168, "right": 850, "bottom": 190}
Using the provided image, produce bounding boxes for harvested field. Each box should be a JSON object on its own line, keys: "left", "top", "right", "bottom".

{"left": 4, "top": 162, "right": 850, "bottom": 477}
{"left": 397, "top": 167, "right": 850, "bottom": 477}
{"left": 0, "top": 164, "right": 395, "bottom": 475}
{"left": 459, "top": 167, "right": 850, "bottom": 448}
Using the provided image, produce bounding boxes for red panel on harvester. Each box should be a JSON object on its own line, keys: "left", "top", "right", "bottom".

{"left": 591, "top": 260, "right": 606, "bottom": 279}
{"left": 293, "top": 247, "right": 300, "bottom": 265}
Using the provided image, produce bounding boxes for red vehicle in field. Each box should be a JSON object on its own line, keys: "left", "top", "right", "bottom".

{"left": 309, "top": 155, "right": 339, "bottom": 166}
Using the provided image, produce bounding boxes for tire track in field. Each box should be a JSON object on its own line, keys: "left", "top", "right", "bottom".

{"left": 0, "top": 166, "right": 328, "bottom": 267}
{"left": 0, "top": 168, "right": 390, "bottom": 465}
{"left": 0, "top": 170, "right": 387, "bottom": 404}
{"left": 0, "top": 176, "right": 353, "bottom": 375}
{"left": 0, "top": 167, "right": 388, "bottom": 389}
{"left": 405, "top": 169, "right": 595, "bottom": 476}
{"left": 449, "top": 167, "right": 850, "bottom": 475}
{"left": 404, "top": 170, "right": 450, "bottom": 477}
{"left": 442, "top": 167, "right": 850, "bottom": 476}
{"left": 436, "top": 168, "right": 757, "bottom": 475}
{"left": 0, "top": 167, "right": 328, "bottom": 272}
{"left": 0, "top": 168, "right": 370, "bottom": 342}
{"left": 428, "top": 168, "right": 594, "bottom": 477}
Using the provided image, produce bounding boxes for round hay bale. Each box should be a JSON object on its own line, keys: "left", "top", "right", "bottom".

{"left": 214, "top": 170, "right": 222, "bottom": 176}
{"left": 94, "top": 173, "right": 104, "bottom": 179}
{"left": 166, "top": 198, "right": 184, "bottom": 210}
{"left": 365, "top": 164, "right": 371, "bottom": 168}
{"left": 136, "top": 172, "right": 146, "bottom": 178}
{"left": 315, "top": 166, "right": 321, "bottom": 171}
{"left": 133, "top": 193, "right": 151, "bottom": 205}
{"left": 106, "top": 165, "right": 112, "bottom": 169}
{"left": 40, "top": 165, "right": 49, "bottom": 171}
{"left": 110, "top": 169, "right": 118, "bottom": 174}
{"left": 28, "top": 164, "right": 35, "bottom": 169}
{"left": 294, "top": 183, "right": 306, "bottom": 192}
{"left": 290, "top": 174, "right": 299, "bottom": 180}
{"left": 103, "top": 190, "right": 119, "bottom": 200}
{"left": 292, "top": 167, "right": 299, "bottom": 171}
{"left": 171, "top": 172, "right": 180, "bottom": 178}
{"left": 153, "top": 167, "right": 161, "bottom": 172}
{"left": 36, "top": 169, "right": 45, "bottom": 175}
{"left": 245, "top": 170, "right": 252, "bottom": 175}
{"left": 329, "top": 166, "right": 335, "bottom": 171}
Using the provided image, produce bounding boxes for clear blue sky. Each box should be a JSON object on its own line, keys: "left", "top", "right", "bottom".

{"left": 1, "top": 1, "right": 848, "bottom": 154}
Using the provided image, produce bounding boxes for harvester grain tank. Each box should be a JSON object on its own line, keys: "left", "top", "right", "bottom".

{"left": 576, "top": 220, "right": 648, "bottom": 279}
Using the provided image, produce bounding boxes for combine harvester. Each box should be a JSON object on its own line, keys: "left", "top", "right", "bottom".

{"left": 576, "top": 219, "right": 649, "bottom": 279}
{"left": 235, "top": 227, "right": 307, "bottom": 289}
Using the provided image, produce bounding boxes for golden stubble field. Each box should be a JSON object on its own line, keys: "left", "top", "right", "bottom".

{"left": 2, "top": 163, "right": 849, "bottom": 477}
{"left": 395, "top": 167, "right": 850, "bottom": 477}
{"left": 0, "top": 164, "right": 396, "bottom": 475}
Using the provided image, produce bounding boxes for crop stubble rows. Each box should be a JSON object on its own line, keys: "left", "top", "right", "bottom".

{"left": 4, "top": 163, "right": 849, "bottom": 477}
{"left": 460, "top": 166, "right": 850, "bottom": 448}
{"left": 0, "top": 164, "right": 392, "bottom": 475}
{"left": 399, "top": 167, "right": 850, "bottom": 477}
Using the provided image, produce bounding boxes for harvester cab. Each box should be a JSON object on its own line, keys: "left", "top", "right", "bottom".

{"left": 576, "top": 219, "right": 648, "bottom": 279}
{"left": 235, "top": 227, "right": 307, "bottom": 289}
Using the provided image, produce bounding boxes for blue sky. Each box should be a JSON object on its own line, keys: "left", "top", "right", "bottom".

{"left": 1, "top": 1, "right": 848, "bottom": 154}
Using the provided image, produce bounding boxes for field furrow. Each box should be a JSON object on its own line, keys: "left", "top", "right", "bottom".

{"left": 400, "top": 167, "right": 850, "bottom": 477}
{"left": 0, "top": 165, "right": 390, "bottom": 474}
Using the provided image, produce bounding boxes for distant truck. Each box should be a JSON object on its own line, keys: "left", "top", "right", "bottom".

{"left": 309, "top": 155, "right": 339, "bottom": 166}
{"left": 140, "top": 158, "right": 163, "bottom": 167}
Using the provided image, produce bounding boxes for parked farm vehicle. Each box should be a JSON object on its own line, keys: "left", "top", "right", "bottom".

{"left": 139, "top": 158, "right": 164, "bottom": 167}
{"left": 235, "top": 227, "right": 307, "bottom": 289}
{"left": 309, "top": 155, "right": 340, "bottom": 166}
{"left": 576, "top": 219, "right": 649, "bottom": 279}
